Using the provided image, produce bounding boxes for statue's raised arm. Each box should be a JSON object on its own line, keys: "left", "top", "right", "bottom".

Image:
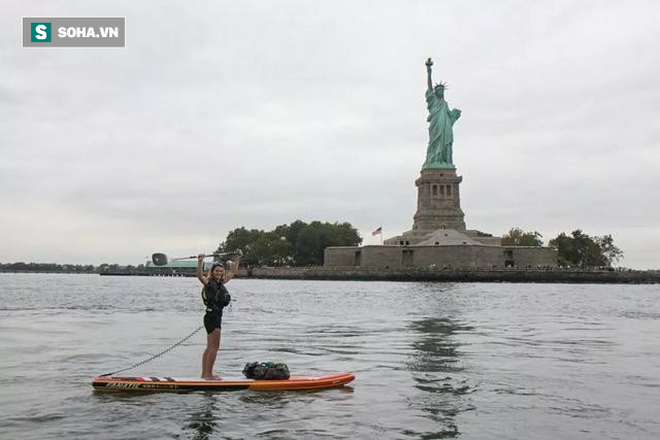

{"left": 425, "top": 58, "right": 434, "bottom": 92}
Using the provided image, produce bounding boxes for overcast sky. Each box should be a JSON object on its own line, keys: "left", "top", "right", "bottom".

{"left": 1, "top": 1, "right": 659, "bottom": 268}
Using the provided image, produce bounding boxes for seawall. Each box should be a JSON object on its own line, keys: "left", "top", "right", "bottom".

{"left": 95, "top": 266, "right": 660, "bottom": 283}
{"left": 244, "top": 267, "right": 660, "bottom": 284}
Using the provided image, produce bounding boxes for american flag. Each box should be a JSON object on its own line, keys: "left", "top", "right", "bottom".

{"left": 372, "top": 226, "right": 382, "bottom": 236}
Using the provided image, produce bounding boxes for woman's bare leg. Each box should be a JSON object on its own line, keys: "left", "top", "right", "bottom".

{"left": 201, "top": 329, "right": 221, "bottom": 379}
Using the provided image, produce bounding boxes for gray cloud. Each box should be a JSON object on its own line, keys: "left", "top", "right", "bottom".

{"left": 1, "top": 0, "right": 659, "bottom": 268}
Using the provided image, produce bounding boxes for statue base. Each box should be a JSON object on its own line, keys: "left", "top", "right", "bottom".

{"left": 422, "top": 163, "right": 456, "bottom": 170}
{"left": 412, "top": 167, "right": 466, "bottom": 231}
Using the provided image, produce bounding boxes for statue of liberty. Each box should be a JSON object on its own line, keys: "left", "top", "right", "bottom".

{"left": 423, "top": 58, "right": 461, "bottom": 169}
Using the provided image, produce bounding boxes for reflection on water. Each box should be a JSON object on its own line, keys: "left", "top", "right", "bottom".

{"left": 186, "top": 395, "right": 218, "bottom": 440}
{"left": 406, "top": 317, "right": 475, "bottom": 438}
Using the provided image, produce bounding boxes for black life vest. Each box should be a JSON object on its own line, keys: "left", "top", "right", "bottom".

{"left": 202, "top": 278, "right": 231, "bottom": 310}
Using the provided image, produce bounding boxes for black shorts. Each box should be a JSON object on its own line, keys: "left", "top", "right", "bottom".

{"left": 204, "top": 310, "right": 223, "bottom": 334}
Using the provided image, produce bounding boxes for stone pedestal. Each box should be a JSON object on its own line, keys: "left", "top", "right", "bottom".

{"left": 412, "top": 167, "right": 466, "bottom": 231}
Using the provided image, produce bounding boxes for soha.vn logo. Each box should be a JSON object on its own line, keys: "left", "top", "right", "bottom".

{"left": 31, "top": 23, "right": 51, "bottom": 42}
{"left": 24, "top": 18, "right": 124, "bottom": 48}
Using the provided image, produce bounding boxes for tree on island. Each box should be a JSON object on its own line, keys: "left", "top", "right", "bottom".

{"left": 501, "top": 227, "right": 544, "bottom": 246}
{"left": 549, "top": 230, "right": 623, "bottom": 268}
{"left": 216, "top": 220, "right": 362, "bottom": 267}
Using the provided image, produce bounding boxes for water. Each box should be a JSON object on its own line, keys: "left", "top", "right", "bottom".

{"left": 1, "top": 274, "right": 659, "bottom": 439}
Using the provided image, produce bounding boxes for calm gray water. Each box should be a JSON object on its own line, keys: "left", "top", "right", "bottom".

{"left": 1, "top": 274, "right": 659, "bottom": 439}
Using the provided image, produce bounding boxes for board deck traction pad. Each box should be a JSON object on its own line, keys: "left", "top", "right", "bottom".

{"left": 92, "top": 372, "right": 355, "bottom": 392}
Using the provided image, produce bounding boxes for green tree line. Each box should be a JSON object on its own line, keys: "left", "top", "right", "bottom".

{"left": 0, "top": 262, "right": 97, "bottom": 273}
{"left": 215, "top": 220, "right": 362, "bottom": 267}
{"left": 0, "top": 262, "right": 149, "bottom": 274}
{"left": 502, "top": 227, "right": 624, "bottom": 268}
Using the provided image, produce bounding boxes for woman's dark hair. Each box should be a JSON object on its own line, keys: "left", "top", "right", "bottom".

{"left": 211, "top": 263, "right": 224, "bottom": 271}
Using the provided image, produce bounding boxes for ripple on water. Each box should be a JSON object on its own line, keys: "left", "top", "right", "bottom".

{"left": 1, "top": 276, "right": 659, "bottom": 439}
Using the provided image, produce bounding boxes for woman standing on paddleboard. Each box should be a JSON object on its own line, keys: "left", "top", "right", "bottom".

{"left": 197, "top": 249, "right": 243, "bottom": 379}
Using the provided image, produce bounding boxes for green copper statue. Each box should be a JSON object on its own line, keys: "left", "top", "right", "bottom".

{"left": 423, "top": 58, "right": 461, "bottom": 169}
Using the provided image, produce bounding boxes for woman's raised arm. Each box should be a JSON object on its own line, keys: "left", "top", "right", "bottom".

{"left": 197, "top": 254, "right": 208, "bottom": 285}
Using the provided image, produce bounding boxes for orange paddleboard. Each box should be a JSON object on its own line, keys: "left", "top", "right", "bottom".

{"left": 92, "top": 372, "right": 355, "bottom": 392}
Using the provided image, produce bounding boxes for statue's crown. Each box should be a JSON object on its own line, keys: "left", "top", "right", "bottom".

{"left": 434, "top": 82, "right": 447, "bottom": 90}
